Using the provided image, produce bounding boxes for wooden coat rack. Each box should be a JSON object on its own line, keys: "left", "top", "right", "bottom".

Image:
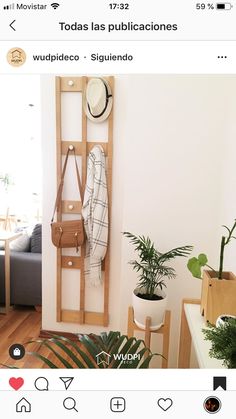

{"left": 55, "top": 76, "right": 114, "bottom": 327}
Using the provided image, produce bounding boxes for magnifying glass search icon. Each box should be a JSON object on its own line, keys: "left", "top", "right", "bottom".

{"left": 63, "top": 397, "right": 78, "bottom": 412}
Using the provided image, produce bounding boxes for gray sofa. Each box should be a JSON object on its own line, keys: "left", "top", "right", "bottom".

{"left": 0, "top": 224, "right": 42, "bottom": 307}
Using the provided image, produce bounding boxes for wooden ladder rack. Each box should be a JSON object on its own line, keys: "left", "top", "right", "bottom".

{"left": 55, "top": 76, "right": 114, "bottom": 327}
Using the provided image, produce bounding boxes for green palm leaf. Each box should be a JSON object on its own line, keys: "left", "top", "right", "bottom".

{"left": 26, "top": 352, "right": 59, "bottom": 368}
{"left": 123, "top": 231, "right": 192, "bottom": 296}
{"left": 23, "top": 331, "right": 159, "bottom": 369}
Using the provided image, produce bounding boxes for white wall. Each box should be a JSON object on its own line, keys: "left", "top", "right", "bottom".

{"left": 219, "top": 76, "right": 236, "bottom": 273}
{"left": 41, "top": 74, "right": 236, "bottom": 367}
{"left": 0, "top": 75, "right": 41, "bottom": 219}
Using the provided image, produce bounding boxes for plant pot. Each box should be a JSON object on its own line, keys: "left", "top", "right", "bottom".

{"left": 201, "top": 270, "right": 236, "bottom": 325}
{"left": 132, "top": 288, "right": 167, "bottom": 331}
{"left": 216, "top": 314, "right": 236, "bottom": 328}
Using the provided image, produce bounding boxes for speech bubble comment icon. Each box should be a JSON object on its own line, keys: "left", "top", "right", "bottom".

{"left": 34, "top": 377, "right": 49, "bottom": 391}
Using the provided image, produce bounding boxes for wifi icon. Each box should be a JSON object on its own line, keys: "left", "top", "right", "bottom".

{"left": 51, "top": 2, "right": 60, "bottom": 9}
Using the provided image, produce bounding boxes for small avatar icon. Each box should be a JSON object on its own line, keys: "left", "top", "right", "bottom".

{"left": 7, "top": 47, "right": 26, "bottom": 67}
{"left": 204, "top": 396, "right": 221, "bottom": 414}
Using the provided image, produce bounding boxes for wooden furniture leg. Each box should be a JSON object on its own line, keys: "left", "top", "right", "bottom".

{"left": 178, "top": 298, "right": 200, "bottom": 368}
{"left": 162, "top": 310, "right": 171, "bottom": 369}
{"left": 144, "top": 316, "right": 151, "bottom": 360}
{"left": 144, "top": 316, "right": 151, "bottom": 348}
{"left": 127, "top": 306, "right": 171, "bottom": 368}
{"left": 127, "top": 306, "right": 134, "bottom": 338}
{"left": 4, "top": 239, "right": 10, "bottom": 314}
{"left": 4, "top": 208, "right": 9, "bottom": 231}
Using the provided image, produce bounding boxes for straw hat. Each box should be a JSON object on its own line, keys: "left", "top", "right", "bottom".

{"left": 83, "top": 78, "right": 113, "bottom": 123}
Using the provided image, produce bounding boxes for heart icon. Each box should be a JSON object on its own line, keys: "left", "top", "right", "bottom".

{"left": 157, "top": 398, "right": 173, "bottom": 411}
{"left": 9, "top": 377, "right": 24, "bottom": 391}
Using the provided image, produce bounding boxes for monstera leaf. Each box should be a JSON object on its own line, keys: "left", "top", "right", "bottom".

{"left": 187, "top": 253, "right": 208, "bottom": 279}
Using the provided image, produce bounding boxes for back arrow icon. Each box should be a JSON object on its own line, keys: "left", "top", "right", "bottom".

{"left": 10, "top": 20, "right": 16, "bottom": 31}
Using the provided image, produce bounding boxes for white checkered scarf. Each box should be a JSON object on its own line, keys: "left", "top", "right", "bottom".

{"left": 82, "top": 145, "right": 108, "bottom": 286}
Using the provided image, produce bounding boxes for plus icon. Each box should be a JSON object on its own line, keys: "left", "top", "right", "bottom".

{"left": 110, "top": 397, "right": 126, "bottom": 412}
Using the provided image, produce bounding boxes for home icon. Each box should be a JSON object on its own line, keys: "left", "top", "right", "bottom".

{"left": 96, "top": 351, "right": 111, "bottom": 366}
{"left": 16, "top": 398, "right": 31, "bottom": 413}
{"left": 11, "top": 49, "right": 21, "bottom": 60}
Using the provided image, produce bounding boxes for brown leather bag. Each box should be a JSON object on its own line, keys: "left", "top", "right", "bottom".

{"left": 51, "top": 147, "right": 84, "bottom": 252}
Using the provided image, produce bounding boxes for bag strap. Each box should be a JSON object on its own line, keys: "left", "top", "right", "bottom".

{"left": 51, "top": 147, "right": 83, "bottom": 222}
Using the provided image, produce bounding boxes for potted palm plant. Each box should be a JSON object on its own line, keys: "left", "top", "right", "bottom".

{"left": 123, "top": 232, "right": 192, "bottom": 330}
{"left": 187, "top": 219, "right": 236, "bottom": 325}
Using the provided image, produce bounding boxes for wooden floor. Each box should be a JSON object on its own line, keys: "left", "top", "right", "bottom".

{"left": 0, "top": 307, "right": 94, "bottom": 369}
{"left": 0, "top": 307, "right": 44, "bottom": 368}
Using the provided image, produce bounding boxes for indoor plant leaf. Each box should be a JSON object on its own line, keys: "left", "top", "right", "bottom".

{"left": 187, "top": 254, "right": 208, "bottom": 278}
{"left": 22, "top": 331, "right": 159, "bottom": 369}
{"left": 203, "top": 318, "right": 236, "bottom": 368}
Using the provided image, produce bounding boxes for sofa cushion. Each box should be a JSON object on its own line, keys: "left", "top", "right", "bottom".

{"left": 30, "top": 224, "right": 42, "bottom": 253}
{"left": 10, "top": 233, "right": 30, "bottom": 252}
{"left": 0, "top": 251, "right": 42, "bottom": 306}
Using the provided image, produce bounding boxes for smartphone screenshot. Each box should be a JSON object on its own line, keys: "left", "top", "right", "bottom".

{"left": 0, "top": 0, "right": 235, "bottom": 417}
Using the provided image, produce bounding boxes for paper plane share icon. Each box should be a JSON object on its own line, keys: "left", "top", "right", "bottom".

{"left": 59, "top": 377, "right": 74, "bottom": 390}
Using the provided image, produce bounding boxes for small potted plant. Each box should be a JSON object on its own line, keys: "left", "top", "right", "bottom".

{"left": 203, "top": 317, "right": 236, "bottom": 368}
{"left": 187, "top": 219, "right": 236, "bottom": 325}
{"left": 123, "top": 232, "right": 192, "bottom": 330}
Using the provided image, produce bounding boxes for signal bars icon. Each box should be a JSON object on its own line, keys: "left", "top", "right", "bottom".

{"left": 51, "top": 2, "right": 60, "bottom": 9}
{"left": 3, "top": 3, "right": 14, "bottom": 9}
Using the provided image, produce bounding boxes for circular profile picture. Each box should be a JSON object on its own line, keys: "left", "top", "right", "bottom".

{"left": 203, "top": 396, "right": 221, "bottom": 414}
{"left": 7, "top": 47, "right": 26, "bottom": 67}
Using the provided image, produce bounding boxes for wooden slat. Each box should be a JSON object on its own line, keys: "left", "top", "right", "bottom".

{"left": 162, "top": 310, "right": 171, "bottom": 368}
{"left": 62, "top": 256, "right": 82, "bottom": 269}
{"left": 60, "top": 77, "right": 83, "bottom": 92}
{"left": 4, "top": 241, "right": 10, "bottom": 314}
{"left": 144, "top": 316, "right": 151, "bottom": 351}
{"left": 103, "top": 76, "right": 114, "bottom": 327}
{"left": 62, "top": 200, "right": 82, "bottom": 214}
{"left": 56, "top": 76, "right": 62, "bottom": 322}
{"left": 61, "top": 141, "right": 108, "bottom": 156}
{"left": 61, "top": 310, "right": 105, "bottom": 326}
{"left": 79, "top": 76, "right": 88, "bottom": 324}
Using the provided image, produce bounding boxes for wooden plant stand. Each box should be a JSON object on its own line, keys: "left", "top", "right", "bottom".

{"left": 127, "top": 306, "right": 171, "bottom": 368}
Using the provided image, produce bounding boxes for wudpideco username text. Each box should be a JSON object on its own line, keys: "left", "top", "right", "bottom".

{"left": 32, "top": 53, "right": 134, "bottom": 62}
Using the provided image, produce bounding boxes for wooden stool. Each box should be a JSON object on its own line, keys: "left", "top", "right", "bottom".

{"left": 0, "top": 207, "right": 17, "bottom": 231}
{"left": 127, "top": 306, "right": 171, "bottom": 368}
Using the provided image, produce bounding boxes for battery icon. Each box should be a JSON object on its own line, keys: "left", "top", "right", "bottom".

{"left": 216, "top": 3, "right": 233, "bottom": 9}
